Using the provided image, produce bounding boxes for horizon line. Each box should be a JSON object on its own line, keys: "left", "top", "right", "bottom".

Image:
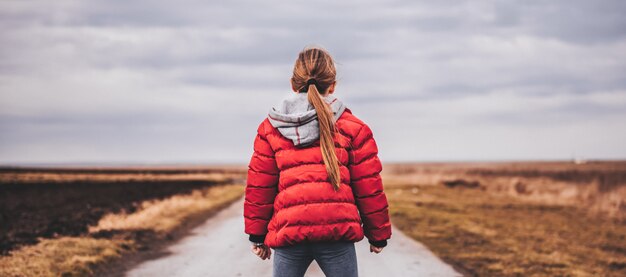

{"left": 1, "top": 158, "right": 624, "bottom": 168}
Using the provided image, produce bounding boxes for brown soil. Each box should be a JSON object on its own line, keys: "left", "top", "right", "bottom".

{"left": 0, "top": 167, "right": 245, "bottom": 255}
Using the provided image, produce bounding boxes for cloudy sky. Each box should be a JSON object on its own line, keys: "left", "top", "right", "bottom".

{"left": 1, "top": 0, "right": 625, "bottom": 164}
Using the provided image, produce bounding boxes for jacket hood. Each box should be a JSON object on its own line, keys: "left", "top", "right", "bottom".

{"left": 268, "top": 92, "right": 346, "bottom": 147}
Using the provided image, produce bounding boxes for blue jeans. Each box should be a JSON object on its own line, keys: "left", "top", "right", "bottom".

{"left": 273, "top": 241, "right": 358, "bottom": 277}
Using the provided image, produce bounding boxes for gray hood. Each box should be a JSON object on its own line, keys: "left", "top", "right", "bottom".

{"left": 268, "top": 92, "right": 346, "bottom": 147}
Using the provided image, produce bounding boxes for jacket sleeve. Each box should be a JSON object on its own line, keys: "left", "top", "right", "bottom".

{"left": 348, "top": 124, "right": 392, "bottom": 247}
{"left": 244, "top": 120, "right": 279, "bottom": 243}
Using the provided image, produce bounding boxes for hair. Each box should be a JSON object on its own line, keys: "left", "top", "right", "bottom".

{"left": 291, "top": 46, "right": 341, "bottom": 191}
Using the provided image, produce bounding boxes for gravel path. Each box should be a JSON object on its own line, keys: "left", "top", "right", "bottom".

{"left": 126, "top": 198, "right": 461, "bottom": 277}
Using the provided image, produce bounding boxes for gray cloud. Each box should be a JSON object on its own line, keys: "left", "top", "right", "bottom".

{"left": 1, "top": 0, "right": 625, "bottom": 164}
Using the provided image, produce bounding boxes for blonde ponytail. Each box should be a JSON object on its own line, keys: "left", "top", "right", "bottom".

{"left": 307, "top": 83, "right": 341, "bottom": 191}
{"left": 291, "top": 46, "right": 341, "bottom": 191}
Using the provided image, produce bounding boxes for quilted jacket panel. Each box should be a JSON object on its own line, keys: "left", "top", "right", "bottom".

{"left": 244, "top": 108, "right": 392, "bottom": 248}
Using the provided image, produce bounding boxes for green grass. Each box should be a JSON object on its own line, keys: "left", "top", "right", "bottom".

{"left": 387, "top": 184, "right": 626, "bottom": 277}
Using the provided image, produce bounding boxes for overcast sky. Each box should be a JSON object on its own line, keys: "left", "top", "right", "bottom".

{"left": 1, "top": 0, "right": 625, "bottom": 164}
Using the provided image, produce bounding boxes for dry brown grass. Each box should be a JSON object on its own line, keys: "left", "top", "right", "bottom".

{"left": 89, "top": 184, "right": 244, "bottom": 233}
{"left": 0, "top": 166, "right": 247, "bottom": 186}
{"left": 1, "top": 184, "right": 244, "bottom": 277}
{"left": 0, "top": 171, "right": 242, "bottom": 184}
{"left": 0, "top": 237, "right": 133, "bottom": 277}
{"left": 383, "top": 161, "right": 626, "bottom": 219}
{"left": 388, "top": 184, "right": 626, "bottom": 276}
{"left": 1, "top": 167, "right": 244, "bottom": 254}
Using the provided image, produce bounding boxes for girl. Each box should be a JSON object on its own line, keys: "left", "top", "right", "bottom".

{"left": 244, "top": 46, "right": 391, "bottom": 277}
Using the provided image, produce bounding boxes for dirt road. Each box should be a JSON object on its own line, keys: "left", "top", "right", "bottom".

{"left": 126, "top": 198, "right": 461, "bottom": 277}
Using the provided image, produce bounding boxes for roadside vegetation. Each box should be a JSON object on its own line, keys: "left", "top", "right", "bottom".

{"left": 387, "top": 182, "right": 626, "bottom": 276}
{"left": 0, "top": 167, "right": 245, "bottom": 277}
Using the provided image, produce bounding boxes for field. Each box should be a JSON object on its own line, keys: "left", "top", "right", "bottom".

{"left": 0, "top": 166, "right": 246, "bottom": 276}
{"left": 2, "top": 162, "right": 625, "bottom": 276}
{"left": 384, "top": 161, "right": 626, "bottom": 276}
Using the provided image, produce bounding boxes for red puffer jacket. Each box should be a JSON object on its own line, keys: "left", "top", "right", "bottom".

{"left": 244, "top": 108, "right": 392, "bottom": 248}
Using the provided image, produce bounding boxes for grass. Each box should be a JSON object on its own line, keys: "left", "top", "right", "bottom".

{"left": 0, "top": 237, "right": 133, "bottom": 277}
{"left": 89, "top": 184, "right": 244, "bottom": 233}
{"left": 1, "top": 167, "right": 245, "bottom": 254}
{"left": 382, "top": 161, "right": 626, "bottom": 219}
{"left": 0, "top": 184, "right": 244, "bottom": 277}
{"left": 387, "top": 184, "right": 626, "bottom": 277}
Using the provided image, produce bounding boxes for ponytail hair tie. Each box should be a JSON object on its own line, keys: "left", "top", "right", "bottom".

{"left": 298, "top": 78, "right": 319, "bottom": 92}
